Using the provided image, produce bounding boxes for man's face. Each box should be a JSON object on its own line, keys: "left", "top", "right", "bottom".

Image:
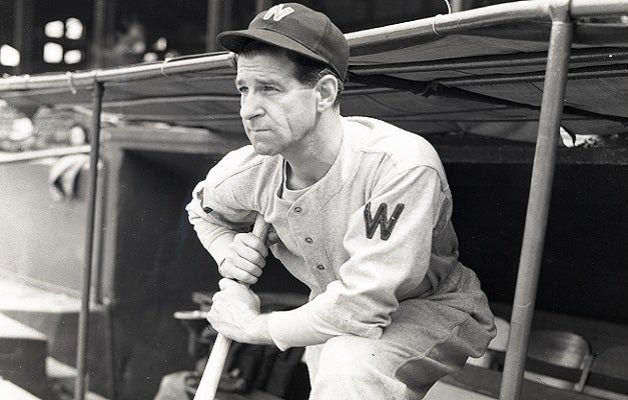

{"left": 235, "top": 52, "right": 318, "bottom": 156}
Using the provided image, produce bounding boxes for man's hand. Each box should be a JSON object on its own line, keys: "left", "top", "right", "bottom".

{"left": 207, "top": 278, "right": 273, "bottom": 345}
{"left": 219, "top": 232, "right": 270, "bottom": 284}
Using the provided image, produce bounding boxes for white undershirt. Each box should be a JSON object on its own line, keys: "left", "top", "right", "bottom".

{"left": 281, "top": 182, "right": 310, "bottom": 202}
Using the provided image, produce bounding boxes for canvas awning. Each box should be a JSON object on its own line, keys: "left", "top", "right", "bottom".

{"left": 1, "top": 3, "right": 627, "bottom": 143}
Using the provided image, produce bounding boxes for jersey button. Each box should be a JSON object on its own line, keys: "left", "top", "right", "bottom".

{"left": 305, "top": 237, "right": 313, "bottom": 243}
{"left": 294, "top": 206, "right": 302, "bottom": 213}
{"left": 316, "top": 264, "right": 325, "bottom": 271}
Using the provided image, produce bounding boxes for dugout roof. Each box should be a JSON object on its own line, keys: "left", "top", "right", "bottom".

{"left": 1, "top": 1, "right": 627, "bottom": 143}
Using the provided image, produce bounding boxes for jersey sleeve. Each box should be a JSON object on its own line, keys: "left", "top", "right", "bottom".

{"left": 267, "top": 165, "right": 451, "bottom": 348}
{"left": 185, "top": 156, "right": 259, "bottom": 265}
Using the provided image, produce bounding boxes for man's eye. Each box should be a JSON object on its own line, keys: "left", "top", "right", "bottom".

{"left": 237, "top": 87, "right": 248, "bottom": 94}
{"left": 262, "top": 86, "right": 278, "bottom": 92}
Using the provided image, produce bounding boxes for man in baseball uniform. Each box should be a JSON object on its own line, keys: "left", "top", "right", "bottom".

{"left": 186, "top": 3, "right": 496, "bottom": 399}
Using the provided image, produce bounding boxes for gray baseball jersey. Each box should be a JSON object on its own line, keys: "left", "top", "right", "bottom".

{"left": 187, "top": 116, "right": 468, "bottom": 349}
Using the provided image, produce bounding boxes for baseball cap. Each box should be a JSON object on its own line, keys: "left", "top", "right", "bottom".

{"left": 217, "top": 3, "right": 349, "bottom": 81}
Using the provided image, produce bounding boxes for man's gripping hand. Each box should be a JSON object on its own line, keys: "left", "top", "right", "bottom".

{"left": 219, "top": 231, "right": 270, "bottom": 284}
{"left": 207, "top": 278, "right": 273, "bottom": 345}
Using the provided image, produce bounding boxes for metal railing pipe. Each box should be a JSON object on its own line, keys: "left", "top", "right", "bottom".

{"left": 499, "top": 1, "right": 574, "bottom": 399}
{"left": 0, "top": 53, "right": 234, "bottom": 92}
{"left": 349, "top": 49, "right": 628, "bottom": 76}
{"left": 1, "top": 1, "right": 627, "bottom": 93}
{"left": 570, "top": 0, "right": 628, "bottom": 17}
{"left": 74, "top": 82, "right": 104, "bottom": 400}
{"left": 0, "top": 145, "right": 90, "bottom": 164}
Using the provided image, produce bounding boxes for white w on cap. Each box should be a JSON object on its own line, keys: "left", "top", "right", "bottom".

{"left": 263, "top": 4, "right": 295, "bottom": 22}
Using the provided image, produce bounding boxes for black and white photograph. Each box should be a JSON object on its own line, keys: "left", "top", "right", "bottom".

{"left": 1, "top": 1, "right": 627, "bottom": 399}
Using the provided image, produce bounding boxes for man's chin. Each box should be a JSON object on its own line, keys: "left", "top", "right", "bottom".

{"left": 251, "top": 142, "right": 277, "bottom": 156}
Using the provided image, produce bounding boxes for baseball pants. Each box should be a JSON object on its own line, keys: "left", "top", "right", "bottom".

{"left": 304, "top": 265, "right": 496, "bottom": 400}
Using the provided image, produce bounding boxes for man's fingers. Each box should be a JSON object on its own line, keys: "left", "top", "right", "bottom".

{"left": 206, "top": 305, "right": 234, "bottom": 337}
{"left": 266, "top": 231, "right": 280, "bottom": 246}
{"left": 218, "top": 260, "right": 261, "bottom": 284}
{"left": 235, "top": 233, "right": 269, "bottom": 258}
{"left": 218, "top": 231, "right": 269, "bottom": 284}
{"left": 218, "top": 277, "right": 240, "bottom": 291}
{"left": 232, "top": 244, "right": 266, "bottom": 269}
{"left": 232, "top": 256, "right": 264, "bottom": 276}
{"left": 233, "top": 271, "right": 258, "bottom": 285}
{"left": 218, "top": 276, "right": 256, "bottom": 291}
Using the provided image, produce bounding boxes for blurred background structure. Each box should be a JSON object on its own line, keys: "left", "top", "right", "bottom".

{"left": 0, "top": 0, "right": 521, "bottom": 76}
{"left": 0, "top": 0, "right": 527, "bottom": 153}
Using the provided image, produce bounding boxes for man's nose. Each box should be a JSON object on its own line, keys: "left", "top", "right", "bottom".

{"left": 240, "top": 93, "right": 264, "bottom": 120}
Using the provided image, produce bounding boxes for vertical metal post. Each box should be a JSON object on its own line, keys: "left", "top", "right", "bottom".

{"left": 222, "top": 0, "right": 233, "bottom": 32}
{"left": 451, "top": 0, "right": 465, "bottom": 13}
{"left": 499, "top": 2, "right": 573, "bottom": 400}
{"left": 75, "top": 82, "right": 104, "bottom": 400}
{"left": 92, "top": 0, "right": 107, "bottom": 68}
{"left": 13, "top": 0, "right": 34, "bottom": 74}
{"left": 206, "top": 0, "right": 222, "bottom": 52}
{"left": 256, "top": 0, "right": 273, "bottom": 13}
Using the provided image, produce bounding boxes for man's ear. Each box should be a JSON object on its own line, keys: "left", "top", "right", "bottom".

{"left": 315, "top": 74, "right": 339, "bottom": 112}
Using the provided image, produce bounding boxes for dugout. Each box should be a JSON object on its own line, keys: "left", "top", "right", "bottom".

{"left": 2, "top": 1, "right": 628, "bottom": 399}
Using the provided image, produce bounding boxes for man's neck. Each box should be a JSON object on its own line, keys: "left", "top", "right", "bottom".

{"left": 283, "top": 116, "right": 343, "bottom": 190}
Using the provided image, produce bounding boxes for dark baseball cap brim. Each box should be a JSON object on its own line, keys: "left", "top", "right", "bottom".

{"left": 218, "top": 28, "right": 333, "bottom": 69}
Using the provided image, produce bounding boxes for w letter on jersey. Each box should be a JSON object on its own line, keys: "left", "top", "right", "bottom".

{"left": 364, "top": 202, "right": 405, "bottom": 240}
{"left": 263, "top": 4, "right": 295, "bottom": 21}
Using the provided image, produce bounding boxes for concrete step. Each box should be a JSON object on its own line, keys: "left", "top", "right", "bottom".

{"left": 46, "top": 357, "right": 110, "bottom": 400}
{"left": 0, "top": 276, "right": 110, "bottom": 398}
{"left": 425, "top": 380, "right": 495, "bottom": 400}
{"left": 0, "top": 276, "right": 104, "bottom": 365}
{"left": 0, "top": 313, "right": 49, "bottom": 398}
{"left": 0, "top": 377, "right": 42, "bottom": 400}
{"left": 0, "top": 312, "right": 110, "bottom": 400}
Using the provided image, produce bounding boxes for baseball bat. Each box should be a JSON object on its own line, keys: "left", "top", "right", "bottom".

{"left": 193, "top": 213, "right": 270, "bottom": 400}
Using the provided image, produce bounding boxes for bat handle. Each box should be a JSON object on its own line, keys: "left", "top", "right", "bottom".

{"left": 194, "top": 333, "right": 231, "bottom": 399}
{"left": 251, "top": 213, "right": 271, "bottom": 244}
{"left": 193, "top": 213, "right": 270, "bottom": 400}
